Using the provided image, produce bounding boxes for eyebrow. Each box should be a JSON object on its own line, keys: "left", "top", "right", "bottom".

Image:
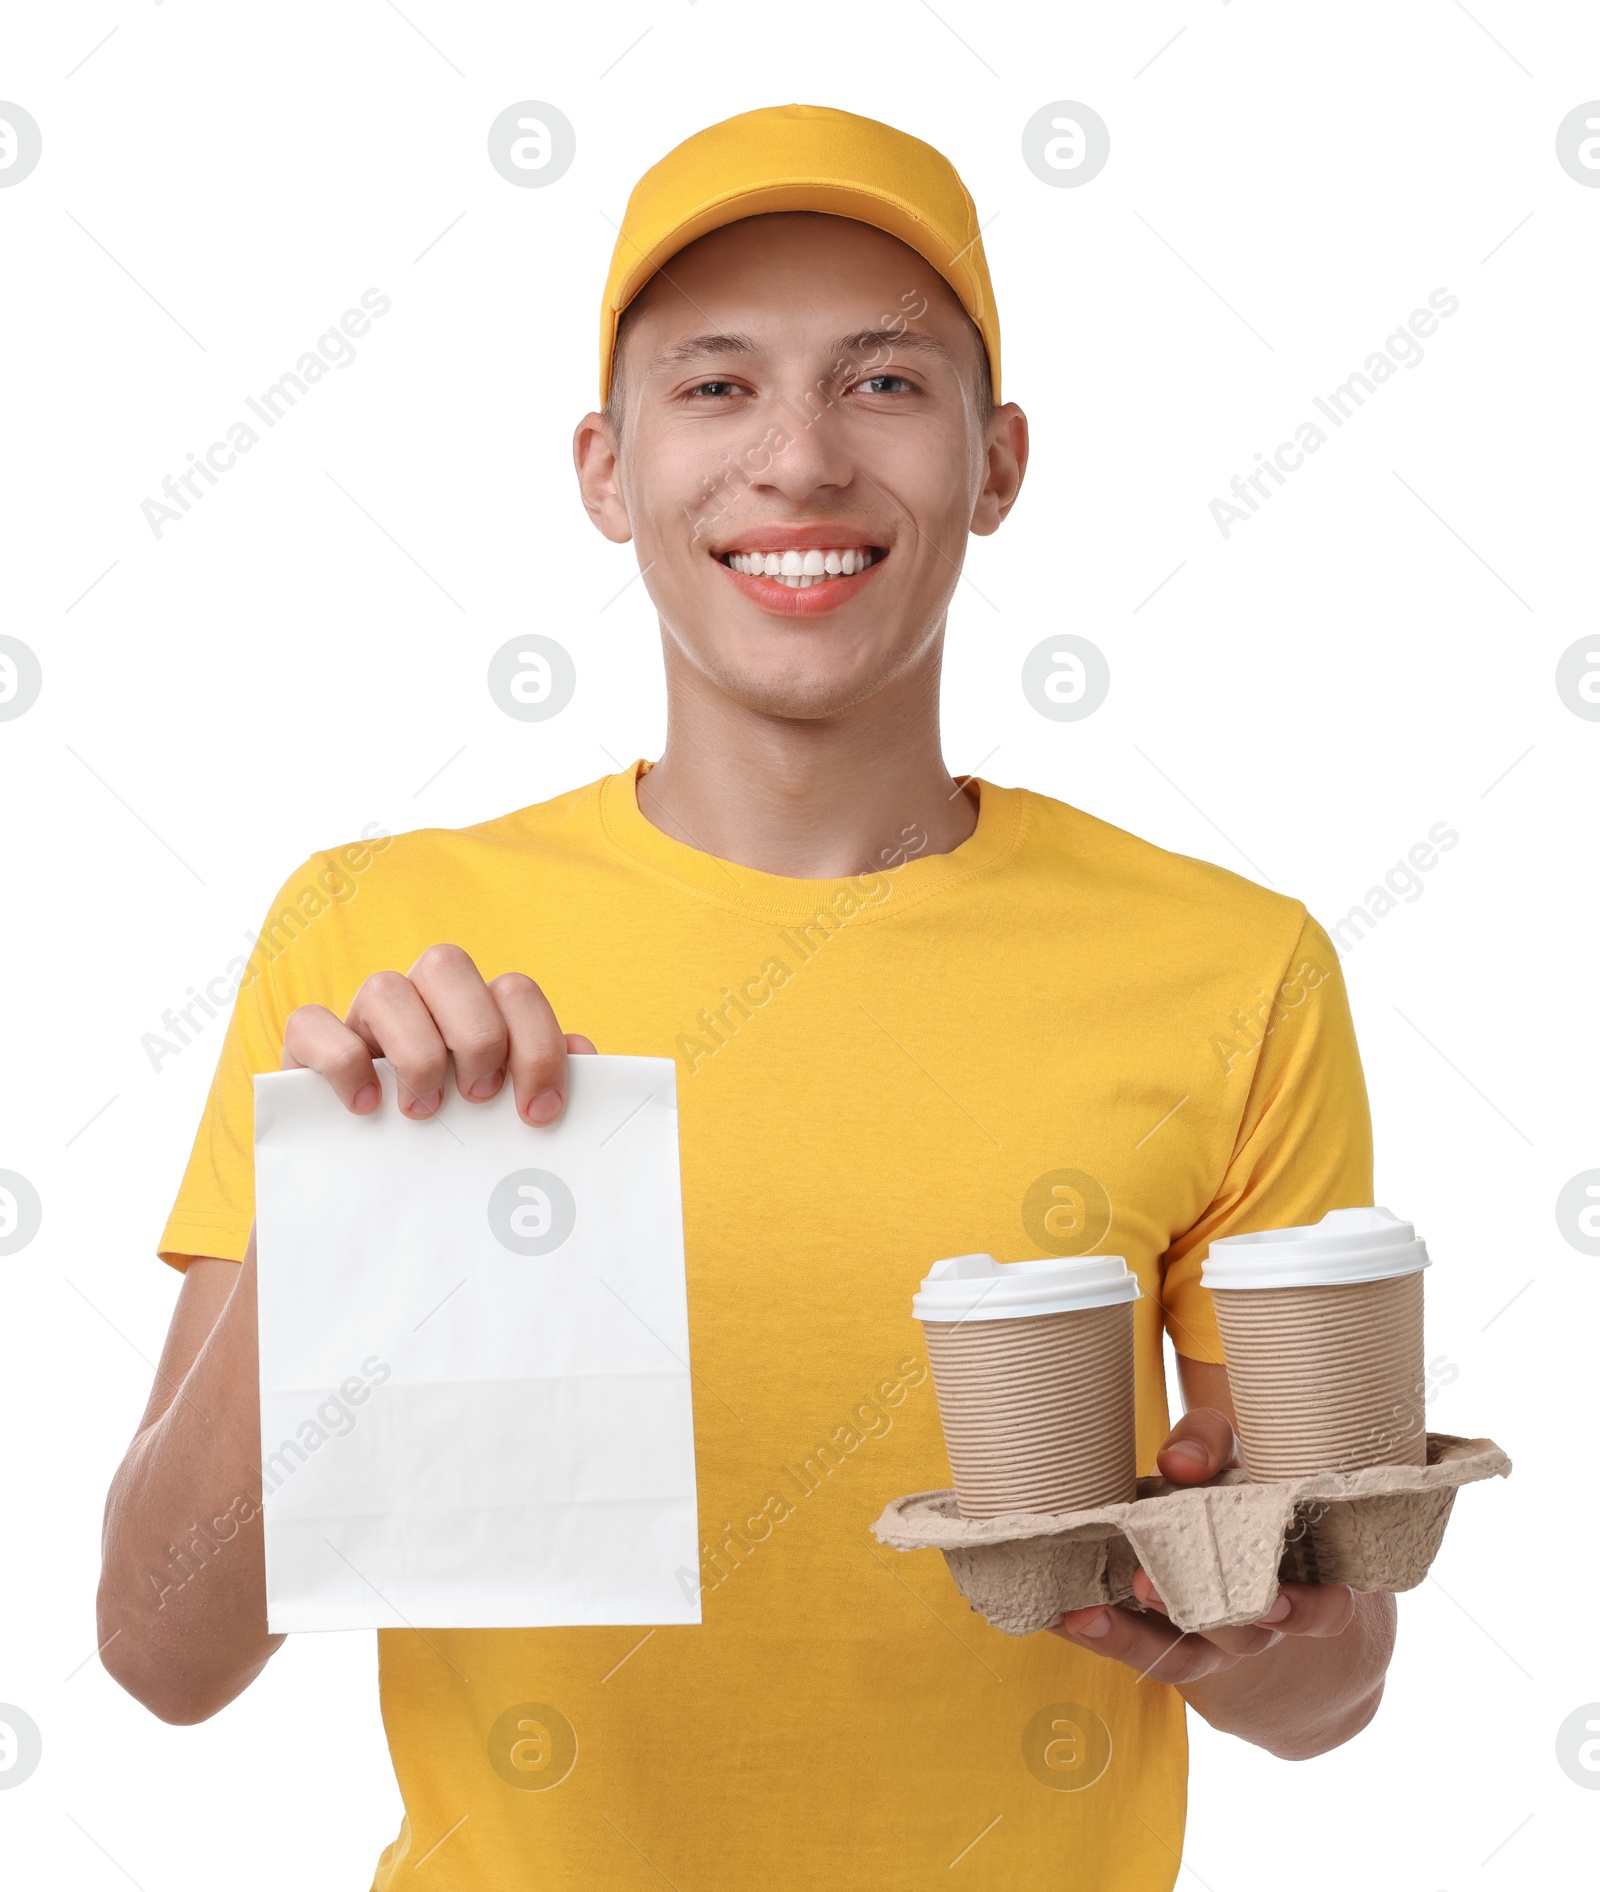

{"left": 651, "top": 332, "right": 760, "bottom": 369}
{"left": 827, "top": 328, "right": 956, "bottom": 367}
{"left": 647, "top": 327, "right": 956, "bottom": 373}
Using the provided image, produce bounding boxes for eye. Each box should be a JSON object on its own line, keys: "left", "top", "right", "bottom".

{"left": 854, "top": 372, "right": 916, "bottom": 396}
{"left": 685, "top": 378, "right": 743, "bottom": 400}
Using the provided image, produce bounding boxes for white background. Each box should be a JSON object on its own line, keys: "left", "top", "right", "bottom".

{"left": 2, "top": 2, "right": 1597, "bottom": 1886}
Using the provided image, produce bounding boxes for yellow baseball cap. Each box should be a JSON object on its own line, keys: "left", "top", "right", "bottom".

{"left": 599, "top": 103, "right": 1001, "bottom": 407}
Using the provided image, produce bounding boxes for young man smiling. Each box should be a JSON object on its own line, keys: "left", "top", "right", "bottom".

{"left": 99, "top": 106, "right": 1393, "bottom": 1890}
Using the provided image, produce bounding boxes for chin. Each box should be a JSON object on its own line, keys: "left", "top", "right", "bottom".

{"left": 653, "top": 575, "right": 940, "bottom": 720}
{"left": 704, "top": 660, "right": 889, "bottom": 722}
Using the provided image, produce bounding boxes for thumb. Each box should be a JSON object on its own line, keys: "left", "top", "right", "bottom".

{"left": 1157, "top": 1406, "right": 1239, "bottom": 1483}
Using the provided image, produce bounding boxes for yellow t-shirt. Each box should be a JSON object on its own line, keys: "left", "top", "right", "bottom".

{"left": 160, "top": 763, "right": 1372, "bottom": 1892}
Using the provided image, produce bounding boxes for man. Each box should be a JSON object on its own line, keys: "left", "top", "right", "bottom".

{"left": 99, "top": 104, "right": 1392, "bottom": 1889}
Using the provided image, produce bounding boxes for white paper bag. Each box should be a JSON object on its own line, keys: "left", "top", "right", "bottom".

{"left": 252, "top": 1054, "right": 701, "bottom": 1632}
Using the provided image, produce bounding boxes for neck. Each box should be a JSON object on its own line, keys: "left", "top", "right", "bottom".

{"left": 637, "top": 638, "right": 978, "bottom": 878}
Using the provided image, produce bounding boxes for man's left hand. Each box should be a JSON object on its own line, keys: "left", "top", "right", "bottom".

{"left": 1048, "top": 1407, "right": 1354, "bottom": 1683}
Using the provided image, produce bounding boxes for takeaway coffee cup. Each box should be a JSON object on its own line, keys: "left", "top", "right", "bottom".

{"left": 913, "top": 1253, "right": 1141, "bottom": 1519}
{"left": 1202, "top": 1206, "right": 1430, "bottom": 1482}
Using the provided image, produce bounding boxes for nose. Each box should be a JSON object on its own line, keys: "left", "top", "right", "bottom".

{"left": 745, "top": 377, "right": 857, "bottom": 504}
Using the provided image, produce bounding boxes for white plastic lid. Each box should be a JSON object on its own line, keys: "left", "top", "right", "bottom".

{"left": 912, "top": 1252, "right": 1142, "bottom": 1322}
{"left": 1201, "top": 1206, "right": 1430, "bottom": 1290}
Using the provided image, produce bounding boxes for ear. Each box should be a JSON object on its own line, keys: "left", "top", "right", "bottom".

{"left": 969, "top": 404, "right": 1029, "bottom": 537}
{"left": 572, "top": 411, "right": 633, "bottom": 544}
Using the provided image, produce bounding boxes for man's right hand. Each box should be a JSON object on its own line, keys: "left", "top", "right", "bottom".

{"left": 282, "top": 944, "right": 597, "bottom": 1124}
{"left": 99, "top": 946, "right": 597, "bottom": 1724}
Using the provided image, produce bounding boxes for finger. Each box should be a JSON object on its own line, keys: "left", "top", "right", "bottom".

{"left": 1049, "top": 1606, "right": 1242, "bottom": 1685}
{"left": 405, "top": 945, "right": 510, "bottom": 1102}
{"left": 1190, "top": 1621, "right": 1284, "bottom": 1657}
{"left": 488, "top": 973, "right": 570, "bottom": 1125}
{"left": 346, "top": 970, "right": 450, "bottom": 1118}
{"left": 1129, "top": 1568, "right": 1283, "bottom": 1656}
{"left": 566, "top": 1034, "right": 598, "bottom": 1056}
{"left": 1258, "top": 1581, "right": 1356, "bottom": 1639}
{"left": 282, "top": 1004, "right": 382, "bottom": 1113}
{"left": 1131, "top": 1566, "right": 1168, "bottom": 1613}
{"left": 1156, "top": 1406, "right": 1240, "bottom": 1483}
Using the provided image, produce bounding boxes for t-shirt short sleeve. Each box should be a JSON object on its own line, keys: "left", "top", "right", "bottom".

{"left": 157, "top": 858, "right": 329, "bottom": 1269}
{"left": 1160, "top": 911, "right": 1374, "bottom": 1364}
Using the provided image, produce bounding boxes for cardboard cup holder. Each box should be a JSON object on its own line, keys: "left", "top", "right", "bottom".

{"left": 870, "top": 1433, "right": 1510, "bottom": 1637}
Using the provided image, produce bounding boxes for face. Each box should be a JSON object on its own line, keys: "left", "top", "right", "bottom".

{"left": 574, "top": 213, "right": 1028, "bottom": 720}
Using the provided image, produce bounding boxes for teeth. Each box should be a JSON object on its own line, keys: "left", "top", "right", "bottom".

{"left": 723, "top": 547, "right": 877, "bottom": 583}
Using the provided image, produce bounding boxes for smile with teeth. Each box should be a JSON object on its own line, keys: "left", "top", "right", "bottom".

{"left": 721, "top": 547, "right": 880, "bottom": 588}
